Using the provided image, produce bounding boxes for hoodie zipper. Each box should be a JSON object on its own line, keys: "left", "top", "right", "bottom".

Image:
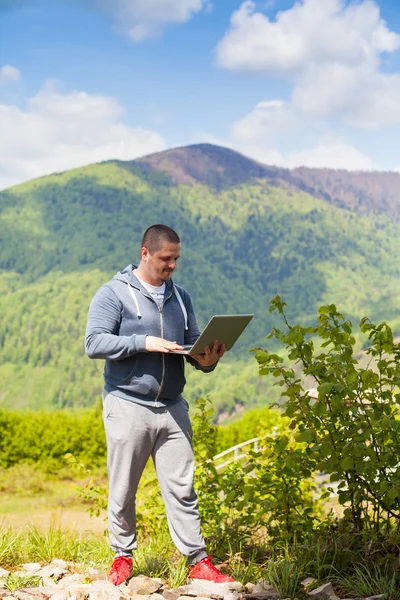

{"left": 154, "top": 304, "right": 165, "bottom": 406}
{"left": 129, "top": 280, "right": 172, "bottom": 407}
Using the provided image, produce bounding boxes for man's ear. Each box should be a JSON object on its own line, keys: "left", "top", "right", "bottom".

{"left": 140, "top": 247, "right": 149, "bottom": 261}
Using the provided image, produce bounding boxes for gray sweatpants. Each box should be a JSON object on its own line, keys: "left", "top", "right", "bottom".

{"left": 102, "top": 393, "right": 207, "bottom": 564}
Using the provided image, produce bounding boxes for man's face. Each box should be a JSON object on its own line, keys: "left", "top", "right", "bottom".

{"left": 141, "top": 241, "right": 181, "bottom": 285}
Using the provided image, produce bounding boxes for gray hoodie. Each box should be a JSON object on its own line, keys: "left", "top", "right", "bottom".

{"left": 85, "top": 265, "right": 216, "bottom": 407}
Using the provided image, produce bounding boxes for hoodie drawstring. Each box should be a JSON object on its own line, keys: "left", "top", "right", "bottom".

{"left": 127, "top": 284, "right": 142, "bottom": 318}
{"left": 173, "top": 287, "right": 188, "bottom": 330}
{"left": 125, "top": 275, "right": 187, "bottom": 330}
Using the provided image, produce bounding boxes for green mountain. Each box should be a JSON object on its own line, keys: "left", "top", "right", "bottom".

{"left": 1, "top": 143, "right": 400, "bottom": 416}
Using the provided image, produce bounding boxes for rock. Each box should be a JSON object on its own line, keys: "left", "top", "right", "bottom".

{"left": 164, "top": 584, "right": 224, "bottom": 600}
{"left": 13, "top": 593, "right": 35, "bottom": 600}
{"left": 68, "top": 590, "right": 89, "bottom": 600}
{"left": 244, "top": 585, "right": 254, "bottom": 594}
{"left": 307, "top": 583, "right": 339, "bottom": 600}
{"left": 365, "top": 596, "right": 386, "bottom": 600}
{"left": 37, "top": 567, "right": 67, "bottom": 581}
{"left": 126, "top": 578, "right": 163, "bottom": 596}
{"left": 149, "top": 594, "right": 165, "bottom": 600}
{"left": 90, "top": 582, "right": 116, "bottom": 592}
{"left": 162, "top": 590, "right": 184, "bottom": 600}
{"left": 244, "top": 579, "right": 278, "bottom": 600}
{"left": 57, "top": 575, "right": 88, "bottom": 589}
{"left": 21, "top": 588, "right": 58, "bottom": 596}
{"left": 301, "top": 578, "right": 317, "bottom": 588}
{"left": 186, "top": 580, "right": 243, "bottom": 597}
{"left": 49, "top": 562, "right": 69, "bottom": 572}
{"left": 46, "top": 593, "right": 67, "bottom": 600}
{"left": 177, "top": 597, "right": 212, "bottom": 600}
{"left": 40, "top": 579, "right": 58, "bottom": 589}
{"left": 84, "top": 570, "right": 105, "bottom": 582}
{"left": 22, "top": 566, "right": 42, "bottom": 574}
{"left": 125, "top": 595, "right": 152, "bottom": 600}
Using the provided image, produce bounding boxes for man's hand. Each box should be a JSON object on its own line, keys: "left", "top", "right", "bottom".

{"left": 146, "top": 337, "right": 183, "bottom": 353}
{"left": 191, "top": 340, "right": 226, "bottom": 367}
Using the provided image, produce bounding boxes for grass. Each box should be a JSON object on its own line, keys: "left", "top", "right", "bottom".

{"left": 1, "top": 464, "right": 400, "bottom": 597}
{"left": 224, "top": 542, "right": 265, "bottom": 584}
{"left": 263, "top": 550, "right": 303, "bottom": 599}
{"left": 332, "top": 562, "right": 399, "bottom": 599}
{"left": 0, "top": 528, "right": 23, "bottom": 566}
{"left": 4, "top": 573, "right": 42, "bottom": 592}
{"left": 0, "top": 525, "right": 112, "bottom": 569}
{"left": 1, "top": 524, "right": 400, "bottom": 598}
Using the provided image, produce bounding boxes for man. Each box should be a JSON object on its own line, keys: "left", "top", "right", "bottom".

{"left": 85, "top": 224, "right": 233, "bottom": 586}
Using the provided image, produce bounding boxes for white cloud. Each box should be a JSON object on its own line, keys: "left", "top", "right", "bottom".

{"left": 217, "top": 0, "right": 399, "bottom": 73}
{"left": 231, "top": 100, "right": 297, "bottom": 142}
{"left": 0, "top": 83, "right": 166, "bottom": 190}
{"left": 94, "top": 0, "right": 205, "bottom": 41}
{"left": 202, "top": 99, "right": 376, "bottom": 171}
{"left": 0, "top": 65, "right": 21, "bottom": 84}
{"left": 216, "top": 0, "right": 400, "bottom": 127}
{"left": 286, "top": 142, "right": 376, "bottom": 170}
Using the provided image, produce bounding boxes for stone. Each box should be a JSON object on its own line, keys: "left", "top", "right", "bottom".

{"left": 21, "top": 587, "right": 58, "bottom": 596}
{"left": 49, "top": 562, "right": 69, "bottom": 572}
{"left": 68, "top": 590, "right": 89, "bottom": 600}
{"left": 244, "top": 585, "right": 254, "bottom": 594}
{"left": 37, "top": 568, "right": 67, "bottom": 581}
{"left": 177, "top": 596, "right": 212, "bottom": 600}
{"left": 125, "top": 595, "right": 152, "bottom": 600}
{"left": 126, "top": 578, "right": 163, "bottom": 596}
{"left": 149, "top": 594, "right": 165, "bottom": 600}
{"left": 90, "top": 582, "right": 116, "bottom": 592}
{"left": 186, "top": 580, "right": 243, "bottom": 597}
{"left": 307, "top": 583, "right": 339, "bottom": 600}
{"left": 365, "top": 596, "right": 386, "bottom": 600}
{"left": 162, "top": 590, "right": 183, "bottom": 600}
{"left": 222, "top": 584, "right": 242, "bottom": 593}
{"left": 41, "top": 578, "right": 60, "bottom": 589}
{"left": 164, "top": 585, "right": 220, "bottom": 600}
{"left": 244, "top": 579, "right": 278, "bottom": 600}
{"left": 22, "top": 566, "right": 42, "bottom": 574}
{"left": 85, "top": 570, "right": 104, "bottom": 582}
{"left": 14, "top": 593, "right": 34, "bottom": 600}
{"left": 57, "top": 575, "right": 88, "bottom": 589}
{"left": 244, "top": 589, "right": 279, "bottom": 600}
{"left": 46, "top": 593, "right": 67, "bottom": 600}
{"left": 301, "top": 579, "right": 317, "bottom": 588}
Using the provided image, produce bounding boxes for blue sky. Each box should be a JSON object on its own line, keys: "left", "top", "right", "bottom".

{"left": 1, "top": 0, "right": 400, "bottom": 189}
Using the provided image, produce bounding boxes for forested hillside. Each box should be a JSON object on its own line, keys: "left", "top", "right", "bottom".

{"left": 1, "top": 143, "right": 400, "bottom": 415}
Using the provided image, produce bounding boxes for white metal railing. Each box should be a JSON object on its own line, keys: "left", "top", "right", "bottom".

{"left": 213, "top": 430, "right": 279, "bottom": 471}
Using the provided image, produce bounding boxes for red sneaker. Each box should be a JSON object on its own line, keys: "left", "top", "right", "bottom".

{"left": 108, "top": 556, "right": 133, "bottom": 586}
{"left": 189, "top": 555, "right": 234, "bottom": 583}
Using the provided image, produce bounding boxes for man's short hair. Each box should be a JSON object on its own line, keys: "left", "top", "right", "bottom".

{"left": 141, "top": 224, "right": 180, "bottom": 254}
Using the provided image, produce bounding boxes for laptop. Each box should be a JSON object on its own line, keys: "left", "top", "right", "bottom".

{"left": 170, "top": 314, "right": 254, "bottom": 355}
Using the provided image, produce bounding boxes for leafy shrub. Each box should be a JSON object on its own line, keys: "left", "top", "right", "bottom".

{"left": 0, "top": 408, "right": 106, "bottom": 469}
{"left": 254, "top": 297, "right": 400, "bottom": 532}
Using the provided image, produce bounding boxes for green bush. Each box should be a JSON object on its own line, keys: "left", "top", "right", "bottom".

{"left": 254, "top": 297, "right": 400, "bottom": 532}
{"left": 0, "top": 408, "right": 106, "bottom": 469}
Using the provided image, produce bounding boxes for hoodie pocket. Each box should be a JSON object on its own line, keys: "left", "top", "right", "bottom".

{"left": 104, "top": 357, "right": 137, "bottom": 384}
